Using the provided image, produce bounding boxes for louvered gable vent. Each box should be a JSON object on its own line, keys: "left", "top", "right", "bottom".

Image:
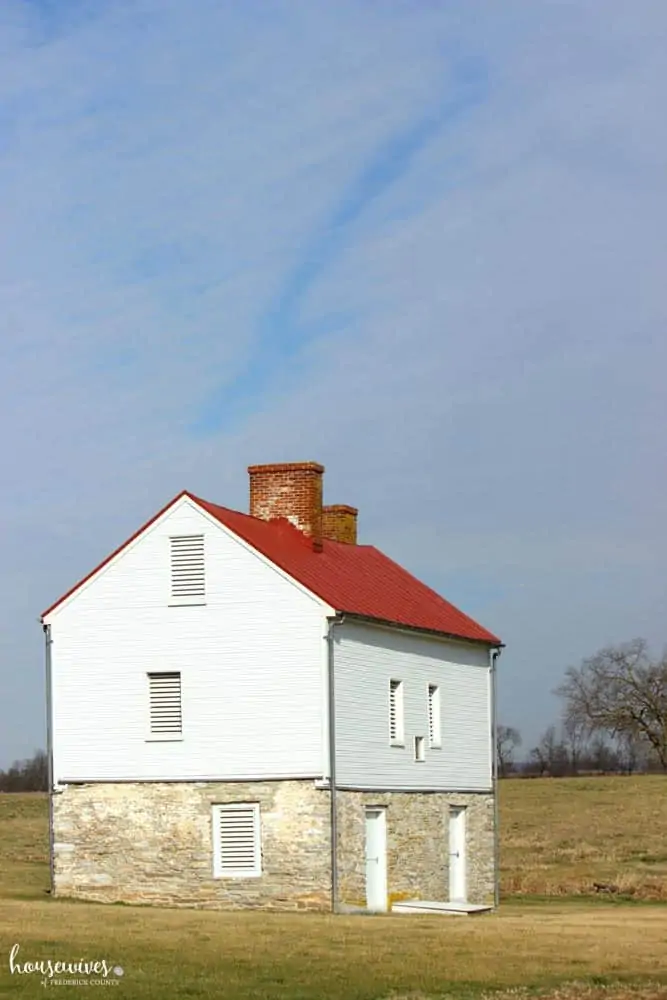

{"left": 170, "top": 534, "right": 205, "bottom": 604}
{"left": 212, "top": 804, "right": 261, "bottom": 878}
{"left": 148, "top": 672, "right": 182, "bottom": 738}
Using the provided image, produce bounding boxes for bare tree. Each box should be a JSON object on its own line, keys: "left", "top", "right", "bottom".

{"left": 588, "top": 735, "right": 618, "bottom": 774}
{"left": 556, "top": 639, "right": 667, "bottom": 771}
{"left": 561, "top": 712, "right": 589, "bottom": 775}
{"left": 0, "top": 750, "right": 48, "bottom": 792}
{"left": 615, "top": 730, "right": 647, "bottom": 775}
{"left": 530, "top": 725, "right": 568, "bottom": 776}
{"left": 496, "top": 725, "right": 522, "bottom": 776}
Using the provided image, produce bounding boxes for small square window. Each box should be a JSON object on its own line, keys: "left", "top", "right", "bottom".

{"left": 414, "top": 736, "right": 425, "bottom": 762}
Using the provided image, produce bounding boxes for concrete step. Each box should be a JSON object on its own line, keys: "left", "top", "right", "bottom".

{"left": 392, "top": 899, "right": 493, "bottom": 916}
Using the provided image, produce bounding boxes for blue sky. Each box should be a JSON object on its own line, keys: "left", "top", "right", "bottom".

{"left": 1, "top": 0, "right": 666, "bottom": 766}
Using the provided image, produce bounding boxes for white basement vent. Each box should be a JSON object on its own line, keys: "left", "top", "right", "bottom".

{"left": 170, "top": 534, "right": 205, "bottom": 604}
{"left": 212, "top": 803, "right": 262, "bottom": 878}
{"left": 147, "top": 671, "right": 182, "bottom": 739}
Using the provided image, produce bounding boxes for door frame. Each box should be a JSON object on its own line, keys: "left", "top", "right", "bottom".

{"left": 448, "top": 805, "right": 467, "bottom": 902}
{"left": 364, "top": 805, "right": 388, "bottom": 913}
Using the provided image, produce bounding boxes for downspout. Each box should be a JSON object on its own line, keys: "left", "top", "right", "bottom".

{"left": 326, "top": 613, "right": 345, "bottom": 914}
{"left": 491, "top": 645, "right": 503, "bottom": 909}
{"left": 43, "top": 623, "right": 55, "bottom": 896}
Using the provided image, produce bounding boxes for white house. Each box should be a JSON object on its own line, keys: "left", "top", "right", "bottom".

{"left": 41, "top": 461, "right": 503, "bottom": 914}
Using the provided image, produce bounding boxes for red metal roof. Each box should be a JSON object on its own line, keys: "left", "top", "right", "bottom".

{"left": 42, "top": 490, "right": 501, "bottom": 645}
{"left": 195, "top": 494, "right": 501, "bottom": 645}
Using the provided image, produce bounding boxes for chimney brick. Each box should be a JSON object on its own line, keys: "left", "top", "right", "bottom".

{"left": 322, "top": 504, "right": 358, "bottom": 545}
{"left": 248, "top": 462, "right": 324, "bottom": 551}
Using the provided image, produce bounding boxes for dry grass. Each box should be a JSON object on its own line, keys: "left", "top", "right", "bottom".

{"left": 1, "top": 784, "right": 667, "bottom": 998}
{"left": 499, "top": 776, "right": 667, "bottom": 899}
{"left": 480, "top": 987, "right": 667, "bottom": 1000}
{"left": 385, "top": 989, "right": 667, "bottom": 1000}
{"left": 0, "top": 793, "right": 48, "bottom": 899}
{"left": 1, "top": 897, "right": 667, "bottom": 999}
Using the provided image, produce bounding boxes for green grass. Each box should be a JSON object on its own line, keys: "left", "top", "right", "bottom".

{"left": 0, "top": 783, "right": 666, "bottom": 999}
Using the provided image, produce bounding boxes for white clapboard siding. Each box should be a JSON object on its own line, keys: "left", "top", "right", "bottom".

{"left": 333, "top": 620, "right": 492, "bottom": 791}
{"left": 212, "top": 803, "right": 261, "bottom": 877}
{"left": 170, "top": 535, "right": 205, "bottom": 603}
{"left": 148, "top": 672, "right": 182, "bottom": 738}
{"left": 47, "top": 496, "right": 333, "bottom": 782}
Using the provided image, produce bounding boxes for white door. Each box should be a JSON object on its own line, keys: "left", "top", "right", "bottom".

{"left": 448, "top": 806, "right": 467, "bottom": 902}
{"left": 365, "top": 807, "right": 388, "bottom": 912}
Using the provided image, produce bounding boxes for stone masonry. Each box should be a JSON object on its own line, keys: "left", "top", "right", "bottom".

{"left": 53, "top": 782, "right": 495, "bottom": 911}
{"left": 336, "top": 790, "right": 495, "bottom": 908}
{"left": 53, "top": 780, "right": 332, "bottom": 910}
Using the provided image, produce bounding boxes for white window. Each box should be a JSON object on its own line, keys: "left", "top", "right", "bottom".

{"left": 212, "top": 804, "right": 262, "bottom": 878}
{"left": 414, "top": 736, "right": 425, "bottom": 762}
{"left": 428, "top": 684, "right": 441, "bottom": 748}
{"left": 389, "top": 679, "right": 404, "bottom": 745}
{"left": 170, "top": 535, "right": 205, "bottom": 605}
{"left": 147, "top": 672, "right": 182, "bottom": 740}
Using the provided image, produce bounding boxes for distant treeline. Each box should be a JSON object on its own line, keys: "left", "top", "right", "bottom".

{"left": 499, "top": 637, "right": 667, "bottom": 777}
{"left": 502, "top": 742, "right": 667, "bottom": 778}
{"left": 0, "top": 750, "right": 48, "bottom": 792}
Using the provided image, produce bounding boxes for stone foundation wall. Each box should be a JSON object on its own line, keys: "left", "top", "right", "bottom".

{"left": 53, "top": 782, "right": 495, "bottom": 912}
{"left": 336, "top": 790, "right": 495, "bottom": 908}
{"left": 53, "top": 780, "right": 332, "bottom": 910}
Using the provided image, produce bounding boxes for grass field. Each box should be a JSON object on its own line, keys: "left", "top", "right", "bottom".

{"left": 500, "top": 775, "right": 667, "bottom": 899}
{"left": 0, "top": 779, "right": 666, "bottom": 999}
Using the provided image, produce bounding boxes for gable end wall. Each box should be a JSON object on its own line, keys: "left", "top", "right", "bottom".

{"left": 49, "top": 499, "right": 331, "bottom": 783}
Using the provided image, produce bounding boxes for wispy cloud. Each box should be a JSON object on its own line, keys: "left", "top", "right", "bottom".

{"left": 194, "top": 55, "right": 489, "bottom": 432}
{"left": 1, "top": 0, "right": 666, "bottom": 763}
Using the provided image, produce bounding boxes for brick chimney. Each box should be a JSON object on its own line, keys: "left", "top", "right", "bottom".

{"left": 322, "top": 504, "right": 358, "bottom": 545}
{"left": 248, "top": 462, "right": 325, "bottom": 551}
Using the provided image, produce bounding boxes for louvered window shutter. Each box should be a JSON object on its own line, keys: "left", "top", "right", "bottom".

{"left": 170, "top": 535, "right": 205, "bottom": 604}
{"left": 148, "top": 672, "right": 182, "bottom": 738}
{"left": 212, "top": 804, "right": 261, "bottom": 878}
{"left": 428, "top": 684, "right": 441, "bottom": 747}
{"left": 389, "top": 679, "right": 403, "bottom": 744}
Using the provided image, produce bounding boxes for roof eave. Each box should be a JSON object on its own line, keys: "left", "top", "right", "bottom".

{"left": 335, "top": 611, "right": 503, "bottom": 648}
